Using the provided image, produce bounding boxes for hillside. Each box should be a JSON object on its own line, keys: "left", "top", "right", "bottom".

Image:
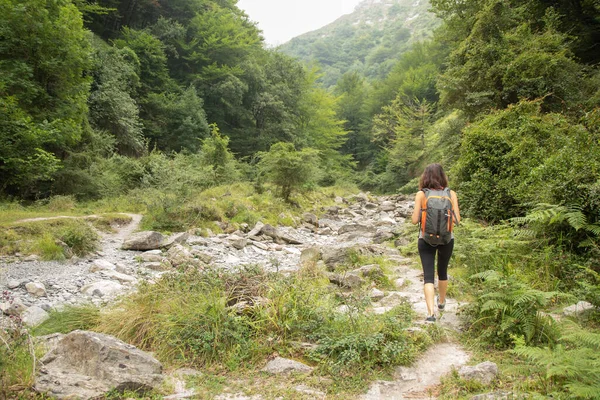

{"left": 278, "top": 0, "right": 439, "bottom": 87}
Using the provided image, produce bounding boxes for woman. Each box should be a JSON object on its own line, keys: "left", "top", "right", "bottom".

{"left": 411, "top": 163, "right": 460, "bottom": 322}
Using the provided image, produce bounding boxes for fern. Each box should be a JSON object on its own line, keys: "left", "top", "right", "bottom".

{"left": 513, "top": 322, "right": 600, "bottom": 399}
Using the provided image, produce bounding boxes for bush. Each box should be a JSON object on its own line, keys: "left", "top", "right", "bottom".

{"left": 257, "top": 142, "right": 320, "bottom": 201}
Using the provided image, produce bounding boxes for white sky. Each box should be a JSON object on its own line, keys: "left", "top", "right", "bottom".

{"left": 237, "top": 0, "right": 364, "bottom": 46}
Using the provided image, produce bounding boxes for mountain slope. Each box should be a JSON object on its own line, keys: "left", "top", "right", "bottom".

{"left": 278, "top": 0, "right": 439, "bottom": 87}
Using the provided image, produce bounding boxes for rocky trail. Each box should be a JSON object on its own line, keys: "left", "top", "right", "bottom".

{"left": 0, "top": 193, "right": 495, "bottom": 399}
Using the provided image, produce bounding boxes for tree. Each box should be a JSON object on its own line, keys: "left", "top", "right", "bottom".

{"left": 257, "top": 142, "right": 320, "bottom": 201}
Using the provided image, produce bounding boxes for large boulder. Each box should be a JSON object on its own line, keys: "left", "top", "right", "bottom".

{"left": 35, "top": 330, "right": 163, "bottom": 399}
{"left": 122, "top": 231, "right": 165, "bottom": 251}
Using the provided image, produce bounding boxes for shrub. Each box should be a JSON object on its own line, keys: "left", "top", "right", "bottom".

{"left": 257, "top": 142, "right": 320, "bottom": 201}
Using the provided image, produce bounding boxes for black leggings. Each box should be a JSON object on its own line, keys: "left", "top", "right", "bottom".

{"left": 418, "top": 239, "right": 454, "bottom": 284}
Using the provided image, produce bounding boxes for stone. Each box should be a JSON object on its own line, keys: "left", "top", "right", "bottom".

{"left": 327, "top": 272, "right": 365, "bottom": 289}
{"left": 394, "top": 278, "right": 406, "bottom": 289}
{"left": 144, "top": 262, "right": 169, "bottom": 271}
{"left": 261, "top": 357, "right": 313, "bottom": 375}
{"left": 381, "top": 201, "right": 396, "bottom": 212}
{"left": 247, "top": 221, "right": 265, "bottom": 237}
{"left": 353, "top": 264, "right": 384, "bottom": 280}
{"left": 102, "top": 270, "right": 137, "bottom": 284}
{"left": 161, "top": 232, "right": 190, "bottom": 249}
{"left": 470, "top": 391, "right": 513, "bottom": 400}
{"left": 167, "top": 244, "right": 196, "bottom": 267}
{"left": 334, "top": 196, "right": 345, "bottom": 204}
{"left": 229, "top": 236, "right": 247, "bottom": 250}
{"left": 294, "top": 384, "right": 326, "bottom": 398}
{"left": 24, "top": 254, "right": 40, "bottom": 262}
{"left": 326, "top": 206, "right": 340, "bottom": 215}
{"left": 90, "top": 259, "right": 116, "bottom": 273}
{"left": 35, "top": 330, "right": 163, "bottom": 399}
{"left": 458, "top": 361, "right": 499, "bottom": 385}
{"left": 22, "top": 306, "right": 50, "bottom": 327}
{"left": 251, "top": 241, "right": 269, "bottom": 251}
{"left": 7, "top": 279, "right": 21, "bottom": 289}
{"left": 365, "top": 202, "right": 378, "bottom": 210}
{"left": 25, "top": 282, "right": 47, "bottom": 297}
{"left": 139, "top": 252, "right": 164, "bottom": 262}
{"left": 122, "top": 231, "right": 165, "bottom": 251}
{"left": 302, "top": 213, "right": 319, "bottom": 226}
{"left": 300, "top": 247, "right": 321, "bottom": 265}
{"left": 338, "top": 223, "right": 376, "bottom": 235}
{"left": 369, "top": 288, "right": 385, "bottom": 302}
{"left": 355, "top": 192, "right": 369, "bottom": 203}
{"left": 563, "top": 301, "right": 594, "bottom": 316}
{"left": 80, "top": 280, "right": 124, "bottom": 297}
{"left": 373, "top": 230, "right": 394, "bottom": 244}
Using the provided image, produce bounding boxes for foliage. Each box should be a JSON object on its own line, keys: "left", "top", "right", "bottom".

{"left": 256, "top": 142, "right": 320, "bottom": 201}
{"left": 453, "top": 100, "right": 600, "bottom": 223}
{"left": 463, "top": 269, "right": 563, "bottom": 348}
{"left": 513, "top": 322, "right": 600, "bottom": 399}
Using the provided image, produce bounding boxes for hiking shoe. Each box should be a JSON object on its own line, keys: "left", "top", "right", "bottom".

{"left": 437, "top": 296, "right": 446, "bottom": 310}
{"left": 425, "top": 315, "right": 436, "bottom": 323}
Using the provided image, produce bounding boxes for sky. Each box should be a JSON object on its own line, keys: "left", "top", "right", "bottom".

{"left": 237, "top": 0, "right": 364, "bottom": 46}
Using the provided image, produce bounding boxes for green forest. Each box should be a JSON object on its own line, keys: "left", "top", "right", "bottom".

{"left": 2, "top": 0, "right": 600, "bottom": 398}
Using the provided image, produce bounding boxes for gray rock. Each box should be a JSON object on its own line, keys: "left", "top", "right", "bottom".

{"left": 102, "top": 270, "right": 137, "bottom": 284}
{"left": 161, "top": 232, "right": 190, "bottom": 249}
{"left": 251, "top": 241, "right": 269, "bottom": 251}
{"left": 327, "top": 272, "right": 365, "bottom": 289}
{"left": 144, "top": 262, "right": 169, "bottom": 271}
{"left": 90, "top": 259, "right": 116, "bottom": 273}
{"left": 373, "top": 230, "right": 394, "bottom": 244}
{"left": 22, "top": 306, "right": 50, "bottom": 327}
{"left": 353, "top": 264, "right": 384, "bottom": 280}
{"left": 139, "top": 252, "right": 163, "bottom": 263}
{"left": 294, "top": 384, "right": 326, "bottom": 398}
{"left": 7, "top": 279, "right": 21, "bottom": 289}
{"left": 334, "top": 196, "right": 345, "bottom": 204}
{"left": 261, "top": 357, "right": 313, "bottom": 375}
{"left": 300, "top": 247, "right": 321, "bottom": 265}
{"left": 338, "top": 224, "right": 376, "bottom": 235}
{"left": 394, "top": 237, "right": 411, "bottom": 247}
{"left": 122, "top": 231, "right": 165, "bottom": 251}
{"left": 302, "top": 213, "right": 319, "bottom": 226}
{"left": 470, "top": 391, "right": 513, "bottom": 400}
{"left": 1, "top": 299, "right": 27, "bottom": 316}
{"left": 25, "top": 282, "right": 47, "bottom": 297}
{"left": 381, "top": 201, "right": 396, "bottom": 212}
{"left": 35, "top": 330, "right": 163, "bottom": 399}
{"left": 369, "top": 288, "right": 385, "bottom": 302}
{"left": 80, "top": 280, "right": 124, "bottom": 297}
{"left": 563, "top": 301, "right": 594, "bottom": 316}
{"left": 248, "top": 221, "right": 265, "bottom": 237}
{"left": 365, "top": 202, "right": 378, "bottom": 210}
{"left": 229, "top": 236, "right": 247, "bottom": 250}
{"left": 167, "top": 244, "right": 197, "bottom": 267}
{"left": 458, "top": 361, "right": 498, "bottom": 385}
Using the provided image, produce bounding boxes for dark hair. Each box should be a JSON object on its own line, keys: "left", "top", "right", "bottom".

{"left": 419, "top": 163, "right": 448, "bottom": 190}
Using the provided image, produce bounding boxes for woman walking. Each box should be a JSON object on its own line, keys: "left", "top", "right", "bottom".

{"left": 411, "top": 164, "right": 460, "bottom": 322}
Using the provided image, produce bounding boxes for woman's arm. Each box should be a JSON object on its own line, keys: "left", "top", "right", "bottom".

{"left": 451, "top": 190, "right": 461, "bottom": 224}
{"left": 411, "top": 191, "right": 424, "bottom": 225}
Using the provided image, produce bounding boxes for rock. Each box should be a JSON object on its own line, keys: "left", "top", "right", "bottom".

{"left": 470, "top": 391, "right": 513, "bottom": 400}
{"left": 458, "top": 361, "right": 499, "bottom": 385}
{"left": 80, "top": 280, "right": 124, "bottom": 297}
{"left": 1, "top": 298, "right": 28, "bottom": 316}
{"left": 381, "top": 201, "right": 396, "bottom": 212}
{"left": 327, "top": 272, "right": 365, "bottom": 289}
{"left": 365, "top": 202, "right": 378, "bottom": 210}
{"left": 251, "top": 241, "right": 269, "bottom": 251}
{"left": 260, "top": 224, "right": 303, "bottom": 245}
{"left": 35, "top": 330, "right": 163, "bottom": 399}
{"left": 353, "top": 264, "right": 384, "bottom": 280}
{"left": 563, "top": 301, "right": 594, "bottom": 316}
{"left": 7, "top": 279, "right": 21, "bottom": 289}
{"left": 122, "top": 231, "right": 165, "bottom": 251}
{"left": 167, "top": 244, "right": 197, "bottom": 267}
{"left": 302, "top": 213, "right": 319, "bottom": 226}
{"left": 334, "top": 196, "right": 345, "bottom": 204}
{"left": 300, "top": 247, "right": 321, "bottom": 265}
{"left": 225, "top": 254, "right": 241, "bottom": 264}
{"left": 90, "top": 259, "right": 116, "bottom": 272}
{"left": 373, "top": 230, "right": 394, "bottom": 244}
{"left": 144, "top": 262, "right": 170, "bottom": 271}
{"left": 139, "top": 251, "right": 164, "bottom": 262}
{"left": 378, "top": 292, "right": 407, "bottom": 307}
{"left": 369, "top": 288, "right": 385, "bottom": 302}
{"left": 229, "top": 236, "right": 247, "bottom": 250}
{"left": 338, "top": 224, "right": 376, "bottom": 235}
{"left": 22, "top": 306, "right": 50, "bottom": 327}
{"left": 24, "top": 254, "right": 40, "bottom": 262}
{"left": 248, "top": 221, "right": 265, "bottom": 237}
{"left": 102, "top": 270, "right": 137, "bottom": 284}
{"left": 25, "top": 282, "right": 47, "bottom": 297}
{"left": 394, "top": 278, "right": 406, "bottom": 289}
{"left": 161, "top": 232, "right": 190, "bottom": 249}
{"left": 326, "top": 206, "right": 340, "bottom": 215}
{"left": 394, "top": 237, "right": 411, "bottom": 247}
{"left": 355, "top": 192, "right": 369, "bottom": 203}
{"left": 261, "top": 357, "right": 313, "bottom": 375}
{"left": 295, "top": 384, "right": 326, "bottom": 398}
